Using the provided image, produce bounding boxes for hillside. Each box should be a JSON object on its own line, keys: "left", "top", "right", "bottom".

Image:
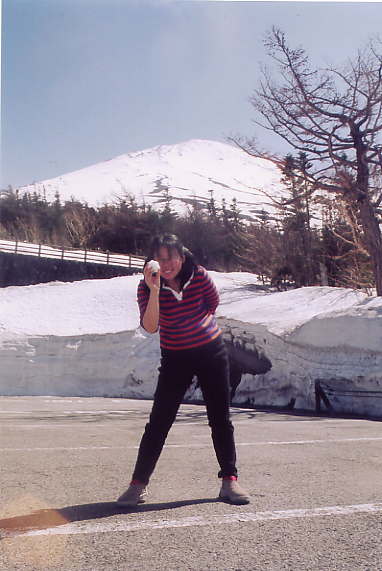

{"left": 19, "top": 139, "right": 286, "bottom": 223}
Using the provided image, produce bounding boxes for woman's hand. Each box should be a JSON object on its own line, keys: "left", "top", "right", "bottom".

{"left": 144, "top": 263, "right": 161, "bottom": 292}
{"left": 142, "top": 263, "right": 161, "bottom": 333}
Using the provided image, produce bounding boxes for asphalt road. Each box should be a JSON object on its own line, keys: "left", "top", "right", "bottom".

{"left": 1, "top": 396, "right": 382, "bottom": 571}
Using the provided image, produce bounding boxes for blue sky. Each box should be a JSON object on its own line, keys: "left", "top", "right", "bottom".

{"left": 2, "top": 0, "right": 382, "bottom": 188}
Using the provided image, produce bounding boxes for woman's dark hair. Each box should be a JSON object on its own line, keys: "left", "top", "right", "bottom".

{"left": 145, "top": 234, "right": 197, "bottom": 288}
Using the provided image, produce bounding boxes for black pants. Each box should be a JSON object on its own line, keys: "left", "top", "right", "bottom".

{"left": 132, "top": 336, "right": 237, "bottom": 484}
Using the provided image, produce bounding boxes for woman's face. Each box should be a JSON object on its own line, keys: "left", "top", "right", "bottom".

{"left": 155, "top": 246, "right": 184, "bottom": 282}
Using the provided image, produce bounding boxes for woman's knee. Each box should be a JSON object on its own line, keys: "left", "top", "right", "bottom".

{"left": 209, "top": 418, "right": 234, "bottom": 434}
{"left": 144, "top": 415, "right": 173, "bottom": 438}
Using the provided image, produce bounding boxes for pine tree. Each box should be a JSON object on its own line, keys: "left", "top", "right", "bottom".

{"left": 278, "top": 153, "right": 318, "bottom": 286}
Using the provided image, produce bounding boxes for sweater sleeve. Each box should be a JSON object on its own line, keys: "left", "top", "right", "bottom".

{"left": 137, "top": 279, "right": 150, "bottom": 325}
{"left": 199, "top": 266, "right": 220, "bottom": 314}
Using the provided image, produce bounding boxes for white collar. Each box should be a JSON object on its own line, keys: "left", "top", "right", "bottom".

{"left": 162, "top": 271, "right": 194, "bottom": 301}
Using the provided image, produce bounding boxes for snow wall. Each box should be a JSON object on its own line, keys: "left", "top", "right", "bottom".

{"left": 1, "top": 274, "right": 382, "bottom": 418}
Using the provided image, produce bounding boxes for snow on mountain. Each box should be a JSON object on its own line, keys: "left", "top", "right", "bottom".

{"left": 18, "top": 140, "right": 287, "bottom": 223}
{"left": 1, "top": 273, "right": 381, "bottom": 417}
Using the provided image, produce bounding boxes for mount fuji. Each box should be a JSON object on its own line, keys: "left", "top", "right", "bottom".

{"left": 19, "top": 139, "right": 287, "bottom": 223}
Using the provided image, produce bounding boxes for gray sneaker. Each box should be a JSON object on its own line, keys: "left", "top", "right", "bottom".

{"left": 219, "top": 479, "right": 250, "bottom": 505}
{"left": 117, "top": 482, "right": 147, "bottom": 506}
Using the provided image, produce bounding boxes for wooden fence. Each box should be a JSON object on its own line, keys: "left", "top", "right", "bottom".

{"left": 0, "top": 239, "right": 145, "bottom": 270}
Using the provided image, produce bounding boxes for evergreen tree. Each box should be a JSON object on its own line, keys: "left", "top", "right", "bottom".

{"left": 278, "top": 153, "right": 319, "bottom": 286}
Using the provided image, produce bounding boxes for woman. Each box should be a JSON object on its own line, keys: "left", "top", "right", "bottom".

{"left": 117, "top": 234, "right": 250, "bottom": 506}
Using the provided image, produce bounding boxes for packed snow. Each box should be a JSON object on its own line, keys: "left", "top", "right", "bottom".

{"left": 1, "top": 273, "right": 381, "bottom": 417}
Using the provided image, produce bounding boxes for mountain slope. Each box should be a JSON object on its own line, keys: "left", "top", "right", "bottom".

{"left": 19, "top": 139, "right": 286, "bottom": 223}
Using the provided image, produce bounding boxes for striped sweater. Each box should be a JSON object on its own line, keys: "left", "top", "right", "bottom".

{"left": 137, "top": 265, "right": 222, "bottom": 350}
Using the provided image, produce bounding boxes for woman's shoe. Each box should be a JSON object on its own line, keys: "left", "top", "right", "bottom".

{"left": 117, "top": 482, "right": 147, "bottom": 506}
{"left": 219, "top": 477, "right": 250, "bottom": 505}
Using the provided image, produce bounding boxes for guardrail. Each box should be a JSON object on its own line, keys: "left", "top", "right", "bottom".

{"left": 0, "top": 239, "right": 145, "bottom": 270}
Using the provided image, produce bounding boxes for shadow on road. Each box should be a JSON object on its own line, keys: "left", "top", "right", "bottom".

{"left": 0, "top": 497, "right": 220, "bottom": 538}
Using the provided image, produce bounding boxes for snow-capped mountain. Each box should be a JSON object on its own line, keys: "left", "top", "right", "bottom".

{"left": 18, "top": 140, "right": 287, "bottom": 223}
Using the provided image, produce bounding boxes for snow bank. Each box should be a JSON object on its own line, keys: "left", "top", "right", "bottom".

{"left": 0, "top": 275, "right": 141, "bottom": 337}
{"left": 1, "top": 273, "right": 382, "bottom": 417}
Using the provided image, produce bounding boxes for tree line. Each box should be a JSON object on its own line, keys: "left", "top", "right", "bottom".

{"left": 0, "top": 162, "right": 374, "bottom": 292}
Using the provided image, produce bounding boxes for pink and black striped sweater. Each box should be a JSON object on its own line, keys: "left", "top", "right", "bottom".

{"left": 137, "top": 265, "right": 222, "bottom": 350}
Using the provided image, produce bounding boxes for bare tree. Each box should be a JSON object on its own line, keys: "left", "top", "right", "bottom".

{"left": 247, "top": 28, "right": 382, "bottom": 294}
{"left": 63, "top": 202, "right": 99, "bottom": 248}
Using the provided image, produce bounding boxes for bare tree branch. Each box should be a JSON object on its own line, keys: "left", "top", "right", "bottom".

{"left": 239, "top": 29, "right": 382, "bottom": 293}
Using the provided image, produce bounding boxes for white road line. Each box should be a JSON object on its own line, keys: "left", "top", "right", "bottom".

{"left": 1, "top": 437, "right": 382, "bottom": 452}
{"left": 236, "top": 437, "right": 382, "bottom": 446}
{"left": 0, "top": 410, "right": 135, "bottom": 415}
{"left": 4, "top": 502, "right": 382, "bottom": 539}
{"left": 0, "top": 424, "right": 89, "bottom": 429}
{"left": 0, "top": 411, "right": 372, "bottom": 423}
